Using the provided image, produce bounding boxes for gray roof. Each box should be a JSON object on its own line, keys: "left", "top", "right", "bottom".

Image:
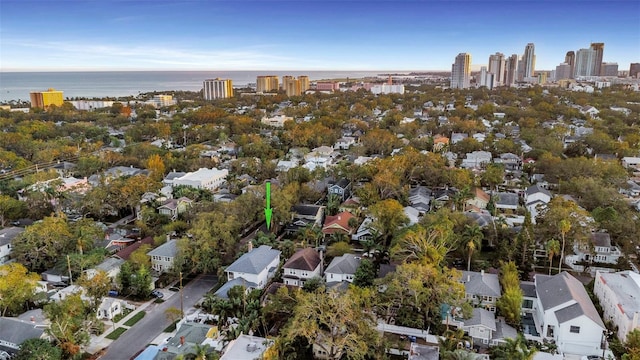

{"left": 464, "top": 212, "right": 493, "bottom": 228}
{"left": 147, "top": 240, "right": 179, "bottom": 258}
{"left": 525, "top": 184, "right": 551, "bottom": 198}
{"left": 591, "top": 232, "right": 611, "bottom": 247}
{"left": 0, "top": 317, "right": 44, "bottom": 346}
{"left": 0, "top": 227, "right": 24, "bottom": 247}
{"left": 496, "top": 192, "right": 519, "bottom": 207}
{"left": 409, "top": 344, "right": 439, "bottom": 360}
{"left": 464, "top": 308, "right": 496, "bottom": 331}
{"left": 214, "top": 277, "right": 257, "bottom": 299}
{"left": 325, "top": 254, "right": 361, "bottom": 276}
{"left": 596, "top": 271, "right": 640, "bottom": 321}
{"left": 536, "top": 272, "right": 604, "bottom": 327}
{"left": 461, "top": 271, "right": 501, "bottom": 297}
{"left": 520, "top": 281, "right": 537, "bottom": 298}
{"left": 225, "top": 245, "right": 281, "bottom": 275}
{"left": 96, "top": 257, "right": 125, "bottom": 272}
{"left": 494, "top": 317, "right": 518, "bottom": 340}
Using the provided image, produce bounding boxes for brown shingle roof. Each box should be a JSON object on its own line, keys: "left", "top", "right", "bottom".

{"left": 115, "top": 236, "right": 153, "bottom": 260}
{"left": 283, "top": 248, "right": 321, "bottom": 271}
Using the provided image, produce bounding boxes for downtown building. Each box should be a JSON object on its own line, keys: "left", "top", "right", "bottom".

{"left": 488, "top": 52, "right": 506, "bottom": 86}
{"left": 256, "top": 75, "right": 279, "bottom": 93}
{"left": 282, "top": 76, "right": 310, "bottom": 96}
{"left": 630, "top": 63, "right": 640, "bottom": 79}
{"left": 504, "top": 54, "right": 519, "bottom": 86}
{"left": 520, "top": 43, "right": 536, "bottom": 82}
{"left": 203, "top": 78, "right": 233, "bottom": 100}
{"left": 450, "top": 53, "right": 472, "bottom": 89}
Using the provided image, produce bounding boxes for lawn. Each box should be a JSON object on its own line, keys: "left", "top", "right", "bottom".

{"left": 105, "top": 327, "right": 127, "bottom": 340}
{"left": 123, "top": 311, "right": 146, "bottom": 326}
{"left": 112, "top": 308, "right": 132, "bottom": 323}
{"left": 163, "top": 320, "right": 179, "bottom": 333}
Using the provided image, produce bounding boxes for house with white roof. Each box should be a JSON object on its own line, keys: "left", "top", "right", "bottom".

{"left": 533, "top": 272, "right": 606, "bottom": 356}
{"left": 261, "top": 114, "right": 292, "bottom": 128}
{"left": 461, "top": 151, "right": 492, "bottom": 169}
{"left": 334, "top": 137, "right": 356, "bottom": 150}
{"left": 622, "top": 157, "right": 640, "bottom": 169}
{"left": 172, "top": 168, "right": 228, "bottom": 191}
{"left": 593, "top": 270, "right": 640, "bottom": 342}
{"left": 564, "top": 231, "right": 622, "bottom": 273}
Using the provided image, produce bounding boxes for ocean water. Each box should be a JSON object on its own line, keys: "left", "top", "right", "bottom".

{"left": 0, "top": 70, "right": 388, "bottom": 102}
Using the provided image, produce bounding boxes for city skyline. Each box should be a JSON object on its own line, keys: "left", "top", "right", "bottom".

{"left": 1, "top": 0, "right": 638, "bottom": 72}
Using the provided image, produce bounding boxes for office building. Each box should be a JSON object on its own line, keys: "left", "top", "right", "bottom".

{"left": 450, "top": 53, "right": 472, "bottom": 89}
{"left": 629, "top": 63, "right": 640, "bottom": 78}
{"left": 601, "top": 63, "right": 618, "bottom": 77}
{"left": 203, "top": 78, "right": 233, "bottom": 100}
{"left": 478, "top": 66, "right": 494, "bottom": 89}
{"left": 555, "top": 63, "right": 572, "bottom": 80}
{"left": 522, "top": 43, "right": 536, "bottom": 79}
{"left": 30, "top": 88, "right": 64, "bottom": 109}
{"left": 590, "top": 42, "right": 605, "bottom": 75}
{"left": 565, "top": 51, "right": 576, "bottom": 79}
{"left": 505, "top": 54, "right": 519, "bottom": 86}
{"left": 488, "top": 52, "right": 506, "bottom": 86}
{"left": 574, "top": 48, "right": 596, "bottom": 77}
{"left": 256, "top": 75, "right": 279, "bottom": 93}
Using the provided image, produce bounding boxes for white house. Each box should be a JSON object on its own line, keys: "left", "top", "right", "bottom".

{"left": 261, "top": 114, "right": 292, "bottom": 128}
{"left": 334, "top": 137, "right": 356, "bottom": 150}
{"left": 593, "top": 270, "right": 640, "bottom": 343}
{"left": 352, "top": 217, "right": 374, "bottom": 242}
{"left": 461, "top": 151, "right": 492, "bottom": 169}
{"left": 282, "top": 248, "right": 322, "bottom": 287}
{"left": 565, "top": 232, "right": 622, "bottom": 273}
{"left": 96, "top": 297, "right": 131, "bottom": 320}
{"left": 147, "top": 239, "right": 179, "bottom": 273}
{"left": 325, "top": 254, "right": 361, "bottom": 284}
{"left": 533, "top": 272, "right": 606, "bottom": 356}
{"left": 172, "top": 168, "right": 228, "bottom": 191}
{"left": 224, "top": 244, "right": 281, "bottom": 290}
{"left": 622, "top": 157, "right": 640, "bottom": 169}
{"left": 0, "top": 227, "right": 23, "bottom": 264}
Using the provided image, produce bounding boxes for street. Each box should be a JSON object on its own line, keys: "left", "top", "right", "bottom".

{"left": 100, "top": 274, "right": 217, "bottom": 360}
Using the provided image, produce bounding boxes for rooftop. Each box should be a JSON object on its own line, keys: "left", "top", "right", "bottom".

{"left": 283, "top": 247, "right": 321, "bottom": 271}
{"left": 461, "top": 270, "right": 501, "bottom": 297}
{"left": 0, "top": 227, "right": 24, "bottom": 247}
{"left": 147, "top": 239, "right": 179, "bottom": 258}
{"left": 225, "top": 245, "right": 281, "bottom": 275}
{"left": 221, "top": 334, "right": 273, "bottom": 360}
{"left": 536, "top": 272, "right": 604, "bottom": 327}
{"left": 597, "top": 270, "right": 640, "bottom": 321}
{"left": 325, "top": 254, "right": 361, "bottom": 276}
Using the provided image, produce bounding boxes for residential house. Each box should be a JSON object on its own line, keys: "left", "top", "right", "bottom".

{"left": 285, "top": 204, "right": 325, "bottom": 234}
{"left": 525, "top": 184, "right": 552, "bottom": 222}
{"left": 147, "top": 239, "right": 179, "bottom": 273}
{"left": 533, "top": 272, "right": 606, "bottom": 356}
{"left": 325, "top": 254, "right": 361, "bottom": 284}
{"left": 621, "top": 180, "right": 640, "bottom": 197}
{"left": 41, "top": 268, "right": 70, "bottom": 285}
{"left": 593, "top": 270, "right": 640, "bottom": 342}
{"left": 0, "top": 227, "right": 23, "bottom": 264}
{"left": 153, "top": 322, "right": 214, "bottom": 360}
{"left": 352, "top": 217, "right": 375, "bottom": 242}
{"left": 0, "top": 317, "right": 46, "bottom": 357}
{"left": 494, "top": 193, "right": 519, "bottom": 213}
{"left": 172, "top": 168, "right": 228, "bottom": 191}
{"left": 115, "top": 236, "right": 154, "bottom": 261}
{"left": 84, "top": 257, "right": 125, "bottom": 281}
{"left": 157, "top": 197, "right": 192, "bottom": 220}
{"left": 261, "top": 114, "right": 292, "bottom": 128}
{"left": 220, "top": 334, "right": 273, "bottom": 360}
{"left": 465, "top": 211, "right": 494, "bottom": 229}
{"left": 451, "top": 133, "right": 468, "bottom": 144}
{"left": 408, "top": 186, "right": 432, "bottom": 214}
{"left": 282, "top": 248, "right": 322, "bottom": 287}
{"left": 163, "top": 171, "right": 187, "bottom": 187}
{"left": 461, "top": 308, "right": 498, "bottom": 345}
{"left": 96, "top": 297, "right": 131, "bottom": 320}
{"left": 461, "top": 151, "right": 492, "bottom": 169}
{"left": 432, "top": 136, "right": 449, "bottom": 151}
{"left": 322, "top": 211, "right": 355, "bottom": 236}
{"left": 328, "top": 179, "right": 352, "bottom": 202}
{"left": 494, "top": 153, "right": 522, "bottom": 171}
{"left": 404, "top": 206, "right": 420, "bottom": 226}
{"left": 276, "top": 159, "right": 299, "bottom": 172}
{"left": 565, "top": 232, "right": 622, "bottom": 273}
{"left": 461, "top": 270, "right": 501, "bottom": 312}
{"left": 466, "top": 188, "right": 490, "bottom": 210}
{"left": 334, "top": 137, "right": 356, "bottom": 150}
{"left": 622, "top": 157, "right": 640, "bottom": 169}
{"left": 224, "top": 244, "right": 281, "bottom": 290}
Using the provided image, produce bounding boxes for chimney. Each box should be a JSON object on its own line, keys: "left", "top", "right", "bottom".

{"left": 248, "top": 241, "right": 253, "bottom": 252}
{"left": 180, "top": 336, "right": 185, "bottom": 345}
{"left": 166, "top": 234, "right": 170, "bottom": 242}
{"left": 481, "top": 269, "right": 484, "bottom": 276}
{"left": 467, "top": 275, "right": 470, "bottom": 282}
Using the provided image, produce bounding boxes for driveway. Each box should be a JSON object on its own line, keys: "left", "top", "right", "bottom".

{"left": 99, "top": 274, "right": 217, "bottom": 360}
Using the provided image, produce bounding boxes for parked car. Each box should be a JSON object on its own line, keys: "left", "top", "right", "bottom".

{"left": 108, "top": 290, "right": 119, "bottom": 297}
{"left": 151, "top": 290, "right": 164, "bottom": 298}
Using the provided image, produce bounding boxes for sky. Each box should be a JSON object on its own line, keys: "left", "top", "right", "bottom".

{"left": 1, "top": 0, "right": 639, "bottom": 72}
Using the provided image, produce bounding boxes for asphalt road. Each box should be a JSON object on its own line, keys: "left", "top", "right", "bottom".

{"left": 100, "top": 274, "right": 218, "bottom": 360}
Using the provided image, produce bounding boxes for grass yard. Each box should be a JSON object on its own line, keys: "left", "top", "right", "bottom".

{"left": 123, "top": 311, "right": 146, "bottom": 326}
{"left": 105, "top": 327, "right": 127, "bottom": 340}
{"left": 163, "top": 320, "right": 179, "bottom": 333}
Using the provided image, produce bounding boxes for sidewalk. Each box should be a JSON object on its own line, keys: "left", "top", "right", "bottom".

{"left": 86, "top": 289, "right": 175, "bottom": 354}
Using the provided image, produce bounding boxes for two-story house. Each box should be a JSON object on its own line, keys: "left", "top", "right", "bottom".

{"left": 593, "top": 270, "right": 640, "bottom": 343}
{"left": 525, "top": 184, "right": 552, "bottom": 222}
{"left": 565, "top": 231, "right": 622, "bottom": 273}
{"left": 224, "top": 244, "right": 281, "bottom": 290}
{"left": 282, "top": 248, "right": 322, "bottom": 287}
{"left": 157, "top": 197, "right": 193, "bottom": 221}
{"left": 533, "top": 272, "right": 606, "bottom": 356}
{"left": 461, "top": 270, "right": 501, "bottom": 312}
{"left": 322, "top": 211, "right": 355, "bottom": 236}
{"left": 147, "top": 239, "right": 179, "bottom": 273}
{"left": 285, "top": 205, "right": 325, "bottom": 235}
{"left": 328, "top": 179, "right": 352, "bottom": 202}
{"left": 0, "top": 227, "right": 23, "bottom": 264}
{"left": 324, "top": 254, "right": 361, "bottom": 284}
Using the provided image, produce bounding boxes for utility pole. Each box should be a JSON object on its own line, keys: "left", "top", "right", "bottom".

{"left": 67, "top": 255, "right": 73, "bottom": 285}
{"left": 179, "top": 272, "right": 184, "bottom": 319}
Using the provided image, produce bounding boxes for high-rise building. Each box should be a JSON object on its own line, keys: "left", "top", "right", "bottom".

{"left": 256, "top": 75, "right": 279, "bottom": 93}
{"left": 601, "top": 63, "right": 618, "bottom": 77}
{"left": 488, "top": 52, "right": 506, "bottom": 86}
{"left": 574, "top": 48, "right": 596, "bottom": 77}
{"left": 450, "top": 53, "right": 471, "bottom": 89}
{"left": 203, "top": 78, "right": 233, "bottom": 100}
{"left": 565, "top": 51, "right": 576, "bottom": 79}
{"left": 629, "top": 63, "right": 640, "bottom": 78}
{"left": 298, "top": 76, "right": 310, "bottom": 92}
{"left": 30, "top": 88, "right": 64, "bottom": 109}
{"left": 522, "top": 43, "right": 536, "bottom": 79}
{"left": 478, "top": 66, "right": 494, "bottom": 89}
{"left": 590, "top": 42, "right": 605, "bottom": 75}
{"left": 281, "top": 76, "right": 294, "bottom": 90}
{"left": 284, "top": 78, "right": 301, "bottom": 96}
{"left": 505, "top": 54, "right": 519, "bottom": 86}
{"left": 555, "top": 63, "right": 572, "bottom": 80}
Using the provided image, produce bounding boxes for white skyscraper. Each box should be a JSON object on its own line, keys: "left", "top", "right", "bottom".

{"left": 574, "top": 48, "right": 596, "bottom": 77}
{"left": 522, "top": 43, "right": 536, "bottom": 79}
{"left": 203, "top": 78, "right": 233, "bottom": 100}
{"left": 451, "top": 53, "right": 472, "bottom": 89}
{"left": 488, "top": 52, "right": 506, "bottom": 86}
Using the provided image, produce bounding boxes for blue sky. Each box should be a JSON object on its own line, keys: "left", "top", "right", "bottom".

{"left": 1, "top": 0, "right": 638, "bottom": 71}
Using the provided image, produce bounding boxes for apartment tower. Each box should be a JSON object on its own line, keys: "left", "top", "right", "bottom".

{"left": 450, "top": 53, "right": 472, "bottom": 89}
{"left": 505, "top": 54, "right": 519, "bottom": 86}
{"left": 256, "top": 76, "right": 279, "bottom": 93}
{"left": 203, "top": 78, "right": 233, "bottom": 100}
{"left": 565, "top": 51, "right": 576, "bottom": 79}
{"left": 630, "top": 63, "right": 640, "bottom": 78}
{"left": 574, "top": 48, "right": 596, "bottom": 77}
{"left": 522, "top": 43, "right": 536, "bottom": 79}
{"left": 590, "top": 42, "right": 605, "bottom": 75}
{"left": 488, "top": 52, "right": 506, "bottom": 86}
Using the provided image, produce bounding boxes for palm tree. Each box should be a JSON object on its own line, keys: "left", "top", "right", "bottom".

{"left": 443, "top": 349, "right": 482, "bottom": 360}
{"left": 546, "top": 239, "right": 560, "bottom": 275}
{"left": 463, "top": 224, "right": 483, "bottom": 271}
{"left": 558, "top": 219, "right": 571, "bottom": 274}
{"left": 438, "top": 328, "right": 471, "bottom": 353}
{"left": 491, "top": 334, "right": 537, "bottom": 360}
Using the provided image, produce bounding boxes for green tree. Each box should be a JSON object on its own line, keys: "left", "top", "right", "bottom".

{"left": 0, "top": 263, "right": 41, "bottom": 316}
{"left": 622, "top": 329, "right": 640, "bottom": 360}
{"left": 11, "top": 216, "right": 73, "bottom": 272}
{"left": 490, "top": 333, "right": 537, "bottom": 360}
{"left": 496, "top": 261, "right": 523, "bottom": 326}
{"left": 43, "top": 293, "right": 96, "bottom": 359}
{"left": 545, "top": 239, "right": 560, "bottom": 275}
{"left": 353, "top": 259, "right": 377, "bottom": 288}
{"left": 558, "top": 219, "right": 571, "bottom": 274}
{"left": 462, "top": 224, "right": 483, "bottom": 271}
{"left": 77, "top": 270, "right": 111, "bottom": 312}
{"left": 0, "top": 194, "right": 27, "bottom": 227}
{"left": 14, "top": 338, "right": 62, "bottom": 360}
{"left": 481, "top": 163, "right": 505, "bottom": 190}
{"left": 369, "top": 199, "right": 408, "bottom": 247}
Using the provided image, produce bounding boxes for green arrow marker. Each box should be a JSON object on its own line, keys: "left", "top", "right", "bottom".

{"left": 264, "top": 181, "right": 272, "bottom": 231}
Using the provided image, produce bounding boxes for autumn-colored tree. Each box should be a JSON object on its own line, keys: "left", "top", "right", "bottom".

{"left": 369, "top": 199, "right": 408, "bottom": 247}
{"left": 11, "top": 215, "right": 74, "bottom": 272}
{"left": 0, "top": 194, "right": 27, "bottom": 227}
{"left": 43, "top": 293, "right": 96, "bottom": 358}
{"left": 145, "top": 153, "right": 166, "bottom": 181}
{"left": 78, "top": 270, "right": 111, "bottom": 311}
{"left": 0, "top": 263, "right": 41, "bottom": 316}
